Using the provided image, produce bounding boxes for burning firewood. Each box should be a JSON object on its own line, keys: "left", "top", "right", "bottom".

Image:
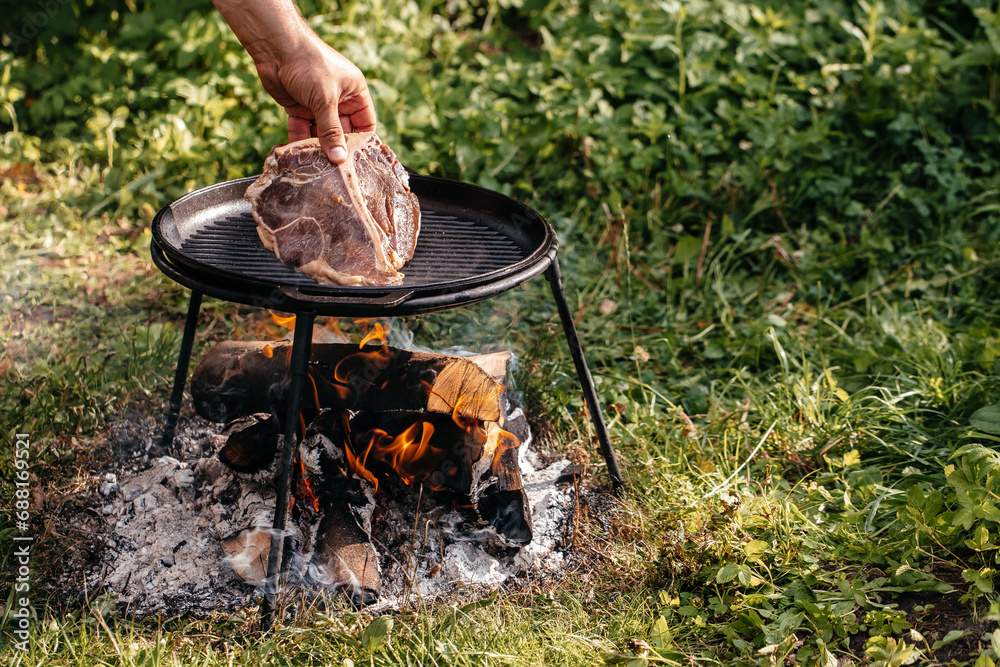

{"left": 209, "top": 405, "right": 532, "bottom": 542}
{"left": 191, "top": 341, "right": 507, "bottom": 425}
{"left": 199, "top": 340, "right": 533, "bottom": 603}
{"left": 336, "top": 410, "right": 530, "bottom": 543}
{"left": 297, "top": 412, "right": 381, "bottom": 604}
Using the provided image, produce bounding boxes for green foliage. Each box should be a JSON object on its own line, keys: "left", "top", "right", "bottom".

{"left": 865, "top": 636, "right": 916, "bottom": 667}
{"left": 3, "top": 0, "right": 1000, "bottom": 664}
{"left": 359, "top": 615, "right": 393, "bottom": 653}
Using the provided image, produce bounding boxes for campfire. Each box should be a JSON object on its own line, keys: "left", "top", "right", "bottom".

{"left": 192, "top": 316, "right": 533, "bottom": 604}
{"left": 85, "top": 316, "right": 582, "bottom": 618}
{"left": 117, "top": 168, "right": 623, "bottom": 621}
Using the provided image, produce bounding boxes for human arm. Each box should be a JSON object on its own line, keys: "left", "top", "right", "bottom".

{"left": 212, "top": 0, "right": 377, "bottom": 164}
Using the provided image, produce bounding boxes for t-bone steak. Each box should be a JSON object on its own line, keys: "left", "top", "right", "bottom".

{"left": 245, "top": 133, "right": 421, "bottom": 287}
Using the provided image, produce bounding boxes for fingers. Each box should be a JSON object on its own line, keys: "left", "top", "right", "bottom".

{"left": 339, "top": 86, "right": 378, "bottom": 134}
{"left": 313, "top": 102, "right": 348, "bottom": 164}
{"left": 287, "top": 114, "right": 313, "bottom": 143}
{"left": 263, "top": 37, "right": 378, "bottom": 163}
{"left": 348, "top": 101, "right": 378, "bottom": 134}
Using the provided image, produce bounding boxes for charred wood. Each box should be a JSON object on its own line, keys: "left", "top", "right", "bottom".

{"left": 200, "top": 340, "right": 532, "bottom": 569}
{"left": 191, "top": 341, "right": 506, "bottom": 425}
{"left": 217, "top": 413, "right": 279, "bottom": 475}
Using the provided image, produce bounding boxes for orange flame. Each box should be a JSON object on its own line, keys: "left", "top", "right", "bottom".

{"left": 344, "top": 435, "right": 380, "bottom": 492}
{"left": 340, "top": 419, "right": 446, "bottom": 491}
{"left": 362, "top": 421, "right": 438, "bottom": 487}
{"left": 333, "top": 346, "right": 393, "bottom": 384}
{"left": 262, "top": 344, "right": 274, "bottom": 358}
{"left": 491, "top": 428, "right": 521, "bottom": 470}
{"left": 329, "top": 381, "right": 352, "bottom": 401}
{"left": 359, "top": 322, "right": 387, "bottom": 348}
{"left": 451, "top": 394, "right": 484, "bottom": 434}
{"left": 330, "top": 320, "right": 392, "bottom": 388}
{"left": 253, "top": 310, "right": 298, "bottom": 341}
{"left": 307, "top": 371, "right": 322, "bottom": 411}
{"left": 387, "top": 422, "right": 435, "bottom": 475}
{"left": 323, "top": 318, "right": 346, "bottom": 339}
{"left": 270, "top": 310, "right": 296, "bottom": 330}
{"left": 299, "top": 459, "right": 320, "bottom": 512}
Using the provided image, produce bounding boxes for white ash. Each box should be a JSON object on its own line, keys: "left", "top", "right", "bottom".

{"left": 438, "top": 543, "right": 508, "bottom": 586}
{"left": 370, "top": 457, "right": 574, "bottom": 610}
{"left": 77, "top": 418, "right": 264, "bottom": 616}
{"left": 514, "top": 455, "right": 573, "bottom": 573}
{"left": 88, "top": 415, "right": 578, "bottom": 618}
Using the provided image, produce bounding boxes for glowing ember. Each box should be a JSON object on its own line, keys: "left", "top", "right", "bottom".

{"left": 298, "top": 459, "right": 320, "bottom": 512}
{"left": 262, "top": 344, "right": 274, "bottom": 358}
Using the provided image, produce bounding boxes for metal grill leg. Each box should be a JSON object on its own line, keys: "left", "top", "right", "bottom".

{"left": 161, "top": 291, "right": 203, "bottom": 452}
{"left": 261, "top": 311, "right": 315, "bottom": 632}
{"left": 545, "top": 261, "right": 625, "bottom": 493}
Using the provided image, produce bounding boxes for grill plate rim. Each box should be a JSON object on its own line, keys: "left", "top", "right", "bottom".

{"left": 151, "top": 174, "right": 556, "bottom": 301}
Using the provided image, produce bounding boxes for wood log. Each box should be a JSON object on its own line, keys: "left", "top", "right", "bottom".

{"left": 217, "top": 413, "right": 279, "bottom": 475}
{"left": 220, "top": 516, "right": 381, "bottom": 604}
{"left": 191, "top": 341, "right": 508, "bottom": 426}
{"left": 221, "top": 527, "right": 273, "bottom": 586}
{"left": 296, "top": 417, "right": 382, "bottom": 603}
{"left": 339, "top": 412, "right": 531, "bottom": 544}
{"left": 310, "top": 505, "right": 381, "bottom": 605}
{"left": 199, "top": 342, "right": 533, "bottom": 545}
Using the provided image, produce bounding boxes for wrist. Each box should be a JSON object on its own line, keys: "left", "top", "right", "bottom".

{"left": 249, "top": 24, "right": 317, "bottom": 69}
{"left": 215, "top": 0, "right": 316, "bottom": 66}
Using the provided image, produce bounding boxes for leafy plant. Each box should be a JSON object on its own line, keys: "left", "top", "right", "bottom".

{"left": 3, "top": 0, "right": 1000, "bottom": 664}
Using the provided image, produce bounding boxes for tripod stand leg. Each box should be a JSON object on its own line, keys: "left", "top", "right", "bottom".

{"left": 545, "top": 261, "right": 625, "bottom": 493}
{"left": 261, "top": 311, "right": 315, "bottom": 631}
{"left": 161, "top": 291, "right": 203, "bottom": 452}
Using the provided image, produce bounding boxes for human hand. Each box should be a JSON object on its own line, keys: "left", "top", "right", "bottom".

{"left": 254, "top": 35, "right": 377, "bottom": 164}
{"left": 213, "top": 0, "right": 377, "bottom": 165}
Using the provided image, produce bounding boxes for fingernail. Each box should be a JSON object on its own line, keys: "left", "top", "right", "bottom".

{"left": 329, "top": 146, "right": 347, "bottom": 163}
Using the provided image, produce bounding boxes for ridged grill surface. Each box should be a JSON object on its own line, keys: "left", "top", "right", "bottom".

{"left": 180, "top": 210, "right": 528, "bottom": 288}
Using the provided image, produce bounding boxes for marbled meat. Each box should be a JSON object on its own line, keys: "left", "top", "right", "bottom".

{"left": 245, "top": 133, "right": 420, "bottom": 287}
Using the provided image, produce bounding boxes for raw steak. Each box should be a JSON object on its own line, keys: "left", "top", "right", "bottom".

{"left": 245, "top": 133, "right": 420, "bottom": 287}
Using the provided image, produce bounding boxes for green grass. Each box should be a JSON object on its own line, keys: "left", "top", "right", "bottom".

{"left": 4, "top": 585, "right": 670, "bottom": 666}
{"left": 4, "top": 0, "right": 1000, "bottom": 664}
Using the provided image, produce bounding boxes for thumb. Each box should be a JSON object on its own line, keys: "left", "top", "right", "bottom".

{"left": 314, "top": 103, "right": 348, "bottom": 164}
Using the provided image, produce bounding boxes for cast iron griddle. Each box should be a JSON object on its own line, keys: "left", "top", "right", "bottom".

{"left": 151, "top": 173, "right": 558, "bottom": 316}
